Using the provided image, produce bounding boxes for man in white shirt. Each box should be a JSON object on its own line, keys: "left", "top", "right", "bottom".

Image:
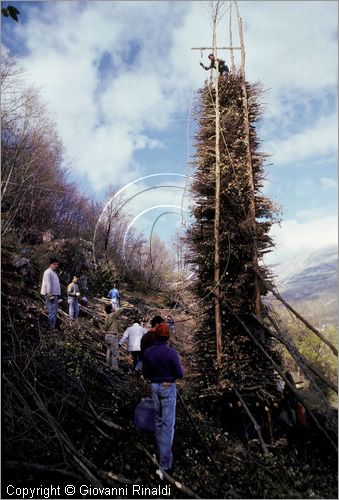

{"left": 41, "top": 258, "right": 61, "bottom": 330}
{"left": 119, "top": 318, "right": 147, "bottom": 370}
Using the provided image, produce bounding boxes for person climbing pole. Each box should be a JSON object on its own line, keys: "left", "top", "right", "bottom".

{"left": 119, "top": 316, "right": 147, "bottom": 370}
{"left": 200, "top": 53, "right": 229, "bottom": 77}
{"left": 140, "top": 315, "right": 164, "bottom": 360}
{"left": 67, "top": 276, "right": 80, "bottom": 320}
{"left": 40, "top": 258, "right": 61, "bottom": 331}
{"left": 108, "top": 282, "right": 120, "bottom": 310}
{"left": 142, "top": 322, "right": 184, "bottom": 477}
{"left": 103, "top": 303, "right": 124, "bottom": 369}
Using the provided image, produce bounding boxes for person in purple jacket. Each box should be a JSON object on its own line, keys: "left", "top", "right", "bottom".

{"left": 142, "top": 322, "right": 183, "bottom": 476}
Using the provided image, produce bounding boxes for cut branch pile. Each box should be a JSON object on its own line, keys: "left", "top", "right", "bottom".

{"left": 187, "top": 75, "right": 281, "bottom": 402}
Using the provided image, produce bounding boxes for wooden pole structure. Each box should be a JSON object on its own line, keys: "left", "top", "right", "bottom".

{"left": 225, "top": 302, "right": 338, "bottom": 452}
{"left": 229, "top": 2, "right": 236, "bottom": 73}
{"left": 234, "top": 1, "right": 262, "bottom": 319}
{"left": 191, "top": 46, "right": 241, "bottom": 51}
{"left": 252, "top": 312, "right": 338, "bottom": 393}
{"left": 211, "top": 3, "right": 223, "bottom": 372}
{"left": 234, "top": 389, "right": 269, "bottom": 455}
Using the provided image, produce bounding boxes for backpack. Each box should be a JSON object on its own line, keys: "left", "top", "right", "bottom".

{"left": 133, "top": 397, "right": 156, "bottom": 432}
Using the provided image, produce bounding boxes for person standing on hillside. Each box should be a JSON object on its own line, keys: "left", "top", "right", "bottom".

{"left": 103, "top": 303, "right": 124, "bottom": 369}
{"left": 108, "top": 283, "right": 120, "bottom": 310}
{"left": 140, "top": 315, "right": 164, "bottom": 360}
{"left": 142, "top": 323, "right": 184, "bottom": 476}
{"left": 67, "top": 276, "right": 80, "bottom": 320}
{"left": 41, "top": 258, "right": 61, "bottom": 331}
{"left": 119, "top": 317, "right": 147, "bottom": 370}
{"left": 167, "top": 315, "right": 175, "bottom": 335}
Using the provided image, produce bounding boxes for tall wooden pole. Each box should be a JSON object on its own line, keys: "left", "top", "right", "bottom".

{"left": 235, "top": 2, "right": 262, "bottom": 319}
{"left": 211, "top": 3, "right": 223, "bottom": 371}
{"left": 229, "top": 1, "right": 236, "bottom": 73}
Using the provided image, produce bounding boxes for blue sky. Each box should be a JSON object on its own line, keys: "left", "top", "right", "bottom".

{"left": 2, "top": 0, "right": 338, "bottom": 282}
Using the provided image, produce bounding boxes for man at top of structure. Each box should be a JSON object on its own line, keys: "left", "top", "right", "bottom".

{"left": 200, "top": 53, "right": 229, "bottom": 77}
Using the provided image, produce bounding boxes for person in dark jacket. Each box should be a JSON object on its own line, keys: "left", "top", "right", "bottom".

{"left": 140, "top": 315, "right": 163, "bottom": 360}
{"left": 142, "top": 323, "right": 183, "bottom": 475}
{"left": 200, "top": 53, "right": 229, "bottom": 77}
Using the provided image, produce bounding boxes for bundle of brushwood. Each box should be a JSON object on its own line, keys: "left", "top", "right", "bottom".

{"left": 187, "top": 74, "right": 282, "bottom": 409}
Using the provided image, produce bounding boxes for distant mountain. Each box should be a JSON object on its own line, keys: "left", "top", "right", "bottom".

{"left": 280, "top": 245, "right": 338, "bottom": 301}
{"left": 269, "top": 245, "right": 338, "bottom": 327}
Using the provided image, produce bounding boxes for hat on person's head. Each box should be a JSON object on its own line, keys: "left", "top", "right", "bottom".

{"left": 155, "top": 322, "right": 170, "bottom": 339}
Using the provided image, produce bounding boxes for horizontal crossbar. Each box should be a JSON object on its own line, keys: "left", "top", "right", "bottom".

{"left": 191, "top": 46, "right": 241, "bottom": 50}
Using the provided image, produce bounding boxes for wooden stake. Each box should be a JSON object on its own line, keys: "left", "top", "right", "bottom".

{"left": 235, "top": 1, "right": 262, "bottom": 319}
{"left": 251, "top": 312, "right": 338, "bottom": 393}
{"left": 256, "top": 271, "right": 338, "bottom": 357}
{"left": 229, "top": 2, "right": 236, "bottom": 73}
{"left": 211, "top": 2, "right": 223, "bottom": 372}
{"left": 234, "top": 389, "right": 269, "bottom": 455}
{"left": 191, "top": 46, "right": 241, "bottom": 50}
{"left": 225, "top": 303, "right": 338, "bottom": 452}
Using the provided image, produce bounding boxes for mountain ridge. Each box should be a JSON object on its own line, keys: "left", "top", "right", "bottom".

{"left": 269, "top": 245, "right": 338, "bottom": 327}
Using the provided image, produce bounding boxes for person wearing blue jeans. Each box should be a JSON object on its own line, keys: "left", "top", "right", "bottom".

{"left": 142, "top": 323, "right": 183, "bottom": 475}
{"left": 45, "top": 294, "right": 59, "bottom": 329}
{"left": 68, "top": 297, "right": 79, "bottom": 320}
{"left": 67, "top": 276, "right": 80, "bottom": 320}
{"left": 108, "top": 283, "right": 120, "bottom": 311}
{"left": 40, "top": 258, "right": 61, "bottom": 330}
{"left": 151, "top": 382, "right": 177, "bottom": 470}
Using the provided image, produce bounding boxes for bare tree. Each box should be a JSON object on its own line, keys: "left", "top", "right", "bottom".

{"left": 1, "top": 54, "right": 100, "bottom": 242}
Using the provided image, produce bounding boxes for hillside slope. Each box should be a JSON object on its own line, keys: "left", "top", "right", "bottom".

{"left": 2, "top": 241, "right": 338, "bottom": 499}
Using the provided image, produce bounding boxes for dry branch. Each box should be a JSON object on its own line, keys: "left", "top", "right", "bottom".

{"left": 225, "top": 303, "right": 338, "bottom": 452}
{"left": 140, "top": 446, "right": 201, "bottom": 499}
{"left": 257, "top": 272, "right": 338, "bottom": 357}
{"left": 234, "top": 389, "right": 269, "bottom": 455}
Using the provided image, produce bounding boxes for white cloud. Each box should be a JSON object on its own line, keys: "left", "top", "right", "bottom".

{"left": 264, "top": 214, "right": 338, "bottom": 281}
{"left": 320, "top": 176, "right": 338, "bottom": 190}
{"left": 4, "top": 0, "right": 337, "bottom": 197}
{"left": 13, "top": 1, "right": 190, "bottom": 190}
{"left": 242, "top": 1, "right": 338, "bottom": 117}
{"left": 267, "top": 112, "right": 338, "bottom": 165}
